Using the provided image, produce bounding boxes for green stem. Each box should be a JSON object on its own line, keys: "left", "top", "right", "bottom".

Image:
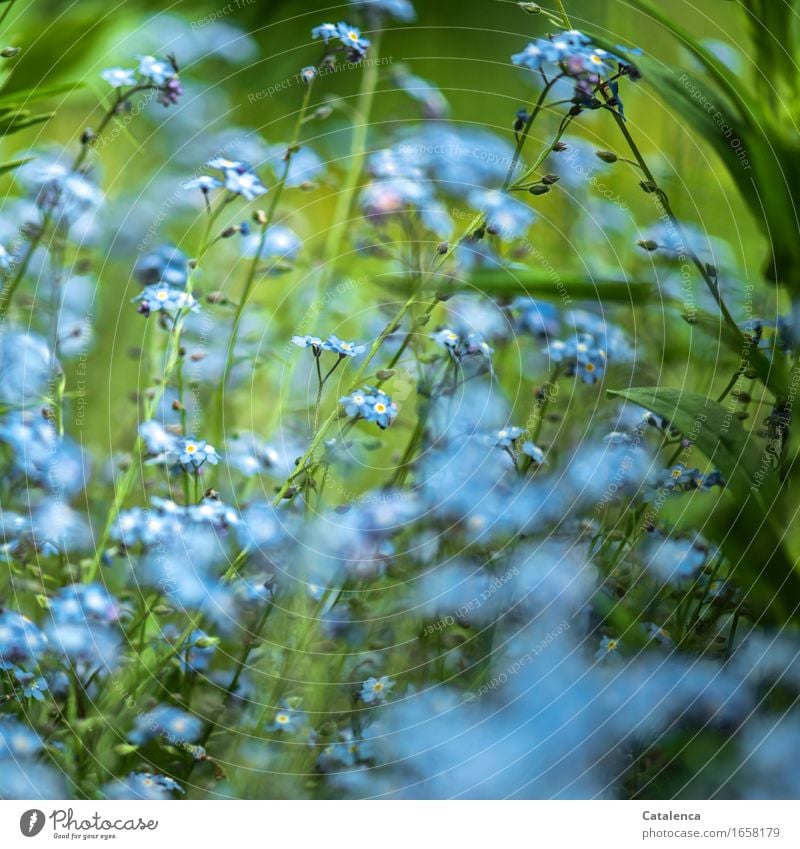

{"left": 554, "top": 0, "right": 572, "bottom": 27}
{"left": 317, "top": 31, "right": 383, "bottom": 292}
{"left": 271, "top": 287, "right": 422, "bottom": 505}
{"left": 271, "top": 84, "right": 578, "bottom": 505}
{"left": 1, "top": 88, "right": 133, "bottom": 320}
{"left": 85, "top": 201, "right": 225, "bottom": 581}
{"left": 215, "top": 81, "right": 315, "bottom": 446}
{"left": 603, "top": 94, "right": 740, "bottom": 341}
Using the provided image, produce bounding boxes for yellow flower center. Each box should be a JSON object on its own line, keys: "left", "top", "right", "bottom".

{"left": 374, "top": 403, "right": 386, "bottom": 414}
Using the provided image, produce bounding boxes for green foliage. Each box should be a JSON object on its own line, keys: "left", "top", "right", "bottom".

{"left": 609, "top": 385, "right": 800, "bottom": 622}
{"left": 626, "top": 0, "right": 800, "bottom": 294}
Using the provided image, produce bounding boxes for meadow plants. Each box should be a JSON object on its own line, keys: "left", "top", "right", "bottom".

{"left": 0, "top": 0, "right": 799, "bottom": 801}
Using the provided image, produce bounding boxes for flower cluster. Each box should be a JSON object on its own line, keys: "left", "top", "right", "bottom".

{"left": 547, "top": 332, "right": 607, "bottom": 383}
{"left": 341, "top": 387, "right": 398, "bottom": 428}
{"left": 512, "top": 29, "right": 640, "bottom": 84}
{"left": 101, "top": 54, "right": 183, "bottom": 106}
{"left": 312, "top": 22, "right": 370, "bottom": 62}
{"left": 292, "top": 333, "right": 367, "bottom": 357}
{"left": 185, "top": 157, "right": 268, "bottom": 201}
{"left": 0, "top": 0, "right": 796, "bottom": 808}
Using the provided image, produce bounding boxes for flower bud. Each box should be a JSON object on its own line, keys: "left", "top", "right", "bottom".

{"left": 596, "top": 150, "right": 618, "bottom": 163}
{"left": 637, "top": 239, "right": 659, "bottom": 251}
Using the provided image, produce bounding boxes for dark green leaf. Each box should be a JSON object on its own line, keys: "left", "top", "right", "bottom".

{"left": 0, "top": 155, "right": 31, "bottom": 176}
{"left": 608, "top": 385, "right": 800, "bottom": 622}
{"left": 390, "top": 268, "right": 655, "bottom": 303}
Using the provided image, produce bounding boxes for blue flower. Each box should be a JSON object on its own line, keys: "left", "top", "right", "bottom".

{"left": 101, "top": 67, "right": 137, "bottom": 88}
{"left": 224, "top": 169, "right": 267, "bottom": 200}
{"left": 184, "top": 175, "right": 222, "bottom": 193}
{"left": 431, "top": 328, "right": 460, "bottom": 350}
{"left": 103, "top": 772, "right": 184, "bottom": 800}
{"left": 0, "top": 610, "right": 48, "bottom": 671}
{"left": 137, "top": 55, "right": 174, "bottom": 85}
{"left": 243, "top": 225, "right": 301, "bottom": 262}
{"left": 547, "top": 332, "right": 607, "bottom": 384}
{"left": 491, "top": 426, "right": 525, "bottom": 448}
{"left": 139, "top": 420, "right": 177, "bottom": 456}
{"left": 323, "top": 334, "right": 367, "bottom": 357}
{"left": 135, "top": 243, "right": 189, "bottom": 287}
{"left": 175, "top": 436, "right": 220, "bottom": 469}
{"left": 300, "top": 66, "right": 317, "bottom": 83}
{"left": 133, "top": 284, "right": 199, "bottom": 317}
{"left": 522, "top": 441, "right": 545, "bottom": 465}
{"left": 292, "top": 334, "right": 324, "bottom": 351}
{"left": 129, "top": 705, "right": 203, "bottom": 746}
{"left": 351, "top": 0, "right": 416, "bottom": 22}
{"left": 341, "top": 387, "right": 398, "bottom": 429}
{"left": 13, "top": 669, "right": 49, "bottom": 701}
{"left": 51, "top": 583, "right": 120, "bottom": 626}
{"left": 336, "top": 22, "right": 370, "bottom": 58}
{"left": 312, "top": 21, "right": 370, "bottom": 60}
{"left": 341, "top": 389, "right": 371, "bottom": 417}
{"left": 207, "top": 156, "right": 246, "bottom": 172}
{"left": 311, "top": 22, "right": 339, "bottom": 43}
{"left": 360, "top": 675, "right": 394, "bottom": 703}
{"left": 267, "top": 702, "right": 306, "bottom": 734}
{"left": 594, "top": 636, "right": 621, "bottom": 662}
{"left": 0, "top": 718, "right": 42, "bottom": 758}
{"left": 512, "top": 30, "right": 639, "bottom": 89}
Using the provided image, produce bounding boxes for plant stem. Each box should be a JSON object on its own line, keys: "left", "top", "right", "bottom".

{"left": 215, "top": 81, "right": 315, "bottom": 446}
{"left": 317, "top": 31, "right": 383, "bottom": 294}
{"left": 270, "top": 84, "right": 578, "bottom": 505}
{"left": 84, "top": 201, "right": 225, "bottom": 581}
{"left": 554, "top": 0, "right": 572, "bottom": 27}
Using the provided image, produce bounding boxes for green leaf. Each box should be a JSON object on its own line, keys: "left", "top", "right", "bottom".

{"left": 0, "top": 80, "right": 80, "bottom": 106}
{"left": 608, "top": 386, "right": 765, "bottom": 498}
{"left": 621, "top": 0, "right": 800, "bottom": 296}
{"left": 390, "top": 268, "right": 655, "bottom": 303}
{"left": 0, "top": 110, "right": 53, "bottom": 134}
{"left": 682, "top": 309, "right": 789, "bottom": 398}
{"left": 0, "top": 155, "right": 31, "bottom": 176}
{"left": 608, "top": 385, "right": 800, "bottom": 622}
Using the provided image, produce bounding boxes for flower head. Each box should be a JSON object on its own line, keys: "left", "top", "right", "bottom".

{"left": 323, "top": 334, "right": 366, "bottom": 357}
{"left": 341, "top": 387, "right": 398, "bottom": 429}
{"left": 312, "top": 21, "right": 370, "bottom": 61}
{"left": 267, "top": 702, "right": 306, "bottom": 734}
{"left": 360, "top": 675, "right": 394, "bottom": 704}
{"left": 292, "top": 334, "right": 324, "bottom": 352}
{"left": 512, "top": 30, "right": 640, "bottom": 95}
{"left": 101, "top": 67, "right": 137, "bottom": 88}
{"left": 133, "top": 285, "right": 199, "bottom": 317}
{"left": 175, "top": 437, "right": 220, "bottom": 470}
